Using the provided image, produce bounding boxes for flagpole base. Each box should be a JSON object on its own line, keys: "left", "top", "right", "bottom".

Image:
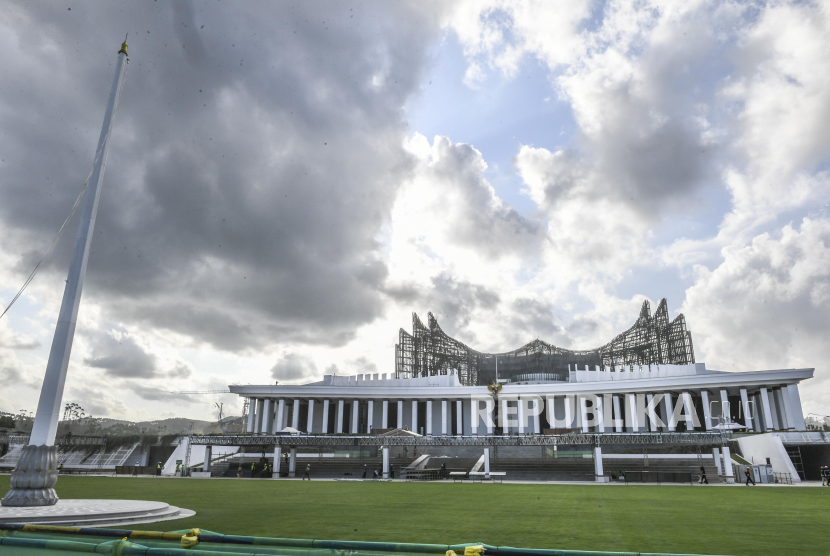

{"left": 1, "top": 445, "right": 59, "bottom": 507}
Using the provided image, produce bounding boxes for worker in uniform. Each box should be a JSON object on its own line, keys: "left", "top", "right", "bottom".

{"left": 303, "top": 463, "right": 311, "bottom": 480}
{"left": 744, "top": 466, "right": 755, "bottom": 486}
{"left": 156, "top": 461, "right": 162, "bottom": 477}
{"left": 821, "top": 465, "right": 829, "bottom": 486}
{"left": 251, "top": 461, "right": 256, "bottom": 477}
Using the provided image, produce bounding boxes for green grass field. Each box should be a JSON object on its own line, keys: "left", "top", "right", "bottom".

{"left": 1, "top": 476, "right": 828, "bottom": 556}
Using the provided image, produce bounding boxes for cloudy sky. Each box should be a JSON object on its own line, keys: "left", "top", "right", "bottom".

{"left": 1, "top": 0, "right": 828, "bottom": 422}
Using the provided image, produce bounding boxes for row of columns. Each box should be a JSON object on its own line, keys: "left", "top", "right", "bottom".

{"left": 245, "top": 397, "right": 468, "bottom": 435}
{"left": 243, "top": 385, "right": 804, "bottom": 435}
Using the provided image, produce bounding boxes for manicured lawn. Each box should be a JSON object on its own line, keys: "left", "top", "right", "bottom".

{"left": 1, "top": 476, "right": 828, "bottom": 555}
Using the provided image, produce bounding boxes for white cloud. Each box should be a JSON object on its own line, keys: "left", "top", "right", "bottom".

{"left": 683, "top": 217, "right": 830, "bottom": 412}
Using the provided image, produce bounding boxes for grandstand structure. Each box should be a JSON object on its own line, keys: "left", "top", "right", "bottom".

{"left": 395, "top": 299, "right": 695, "bottom": 386}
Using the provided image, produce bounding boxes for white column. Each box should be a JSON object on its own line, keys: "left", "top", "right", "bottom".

{"left": 486, "top": 398, "right": 494, "bottom": 435}
{"left": 531, "top": 399, "right": 541, "bottom": 435}
{"left": 276, "top": 399, "right": 286, "bottom": 433}
{"left": 412, "top": 400, "right": 418, "bottom": 433}
{"left": 518, "top": 397, "right": 526, "bottom": 434}
{"left": 292, "top": 399, "right": 301, "bottom": 430}
{"left": 456, "top": 399, "right": 463, "bottom": 436}
{"left": 246, "top": 398, "right": 255, "bottom": 433}
{"left": 722, "top": 446, "right": 734, "bottom": 483}
{"left": 352, "top": 399, "right": 359, "bottom": 433}
{"left": 382, "top": 447, "right": 389, "bottom": 479}
{"left": 719, "top": 389, "right": 730, "bottom": 425}
{"left": 766, "top": 388, "right": 780, "bottom": 430}
{"left": 712, "top": 447, "right": 722, "bottom": 476}
{"left": 272, "top": 447, "right": 282, "bottom": 479}
{"left": 262, "top": 399, "right": 272, "bottom": 434}
{"left": 563, "top": 395, "right": 573, "bottom": 429}
{"left": 663, "top": 393, "right": 675, "bottom": 431}
{"left": 787, "top": 384, "right": 807, "bottom": 430}
{"left": 593, "top": 447, "right": 604, "bottom": 482}
{"left": 426, "top": 400, "right": 433, "bottom": 435}
{"left": 255, "top": 399, "right": 265, "bottom": 433}
{"left": 397, "top": 400, "right": 403, "bottom": 429}
{"left": 739, "top": 388, "right": 753, "bottom": 430}
{"left": 484, "top": 447, "right": 490, "bottom": 479}
{"left": 647, "top": 394, "right": 658, "bottom": 432}
{"left": 626, "top": 393, "right": 639, "bottom": 432}
{"left": 289, "top": 448, "right": 296, "bottom": 478}
{"left": 367, "top": 400, "right": 374, "bottom": 433}
{"left": 204, "top": 446, "right": 212, "bottom": 472}
{"left": 595, "top": 395, "right": 605, "bottom": 433}
{"left": 441, "top": 400, "right": 448, "bottom": 436}
{"left": 471, "top": 399, "right": 479, "bottom": 436}
{"left": 321, "top": 399, "right": 330, "bottom": 433}
{"left": 382, "top": 400, "right": 389, "bottom": 429}
{"left": 701, "top": 391, "right": 712, "bottom": 430}
{"left": 613, "top": 395, "right": 623, "bottom": 433}
{"left": 501, "top": 398, "right": 509, "bottom": 435}
{"left": 681, "top": 392, "right": 695, "bottom": 431}
{"left": 306, "top": 400, "right": 315, "bottom": 433}
{"left": 336, "top": 399, "right": 345, "bottom": 433}
{"left": 777, "top": 387, "right": 794, "bottom": 430}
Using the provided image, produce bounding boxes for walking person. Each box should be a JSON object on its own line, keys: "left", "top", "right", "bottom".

{"left": 821, "top": 466, "right": 829, "bottom": 486}
{"left": 390, "top": 464, "right": 395, "bottom": 479}
{"left": 744, "top": 466, "right": 756, "bottom": 486}
{"left": 362, "top": 464, "right": 367, "bottom": 479}
{"left": 303, "top": 463, "right": 311, "bottom": 480}
{"left": 699, "top": 466, "right": 708, "bottom": 484}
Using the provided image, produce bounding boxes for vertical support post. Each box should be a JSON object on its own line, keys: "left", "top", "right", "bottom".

{"left": 739, "top": 388, "right": 752, "bottom": 430}
{"left": 367, "top": 400, "right": 374, "bottom": 433}
{"left": 262, "top": 399, "right": 272, "bottom": 435}
{"left": 382, "top": 447, "right": 389, "bottom": 479}
{"left": 701, "top": 391, "right": 712, "bottom": 430}
{"left": 289, "top": 448, "right": 296, "bottom": 478}
{"left": 412, "top": 400, "right": 418, "bottom": 433}
{"left": 397, "top": 400, "right": 403, "bottom": 429}
{"left": 456, "top": 399, "right": 463, "bottom": 435}
{"left": 292, "top": 399, "right": 301, "bottom": 430}
{"left": 321, "top": 400, "right": 330, "bottom": 434}
{"left": 593, "top": 447, "right": 605, "bottom": 482}
{"left": 518, "top": 397, "right": 526, "bottom": 434}
{"left": 382, "top": 400, "right": 389, "bottom": 429}
{"left": 246, "top": 398, "right": 255, "bottom": 433}
{"left": 204, "top": 446, "right": 212, "bottom": 473}
{"left": 613, "top": 395, "right": 623, "bottom": 433}
{"left": 441, "top": 400, "right": 448, "bottom": 435}
{"left": 646, "top": 393, "right": 657, "bottom": 432}
{"left": 722, "top": 446, "right": 734, "bottom": 483}
{"left": 336, "top": 400, "right": 344, "bottom": 433}
{"left": 595, "top": 396, "right": 605, "bottom": 433}
{"left": 663, "top": 393, "right": 675, "bottom": 431}
{"left": 273, "top": 447, "right": 282, "bottom": 479}
{"left": 255, "top": 399, "right": 265, "bottom": 433}
{"left": 307, "top": 400, "right": 315, "bottom": 433}
{"left": 501, "top": 398, "right": 509, "bottom": 436}
{"left": 352, "top": 399, "right": 359, "bottom": 434}
{"left": 426, "top": 400, "right": 433, "bottom": 435}
{"left": 484, "top": 447, "right": 490, "bottom": 480}
{"left": 712, "top": 447, "right": 722, "bottom": 476}
{"left": 626, "top": 393, "right": 639, "bottom": 432}
{"left": 276, "top": 399, "right": 285, "bottom": 433}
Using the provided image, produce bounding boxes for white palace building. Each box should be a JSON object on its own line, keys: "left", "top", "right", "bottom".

{"left": 224, "top": 301, "right": 825, "bottom": 483}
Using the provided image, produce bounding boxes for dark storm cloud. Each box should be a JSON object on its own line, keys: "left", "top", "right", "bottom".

{"left": 271, "top": 352, "right": 317, "bottom": 381}
{"left": 84, "top": 331, "right": 157, "bottom": 378}
{"left": 0, "top": 1, "right": 442, "bottom": 352}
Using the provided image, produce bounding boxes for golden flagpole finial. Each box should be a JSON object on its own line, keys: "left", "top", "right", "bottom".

{"left": 118, "top": 33, "right": 128, "bottom": 55}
